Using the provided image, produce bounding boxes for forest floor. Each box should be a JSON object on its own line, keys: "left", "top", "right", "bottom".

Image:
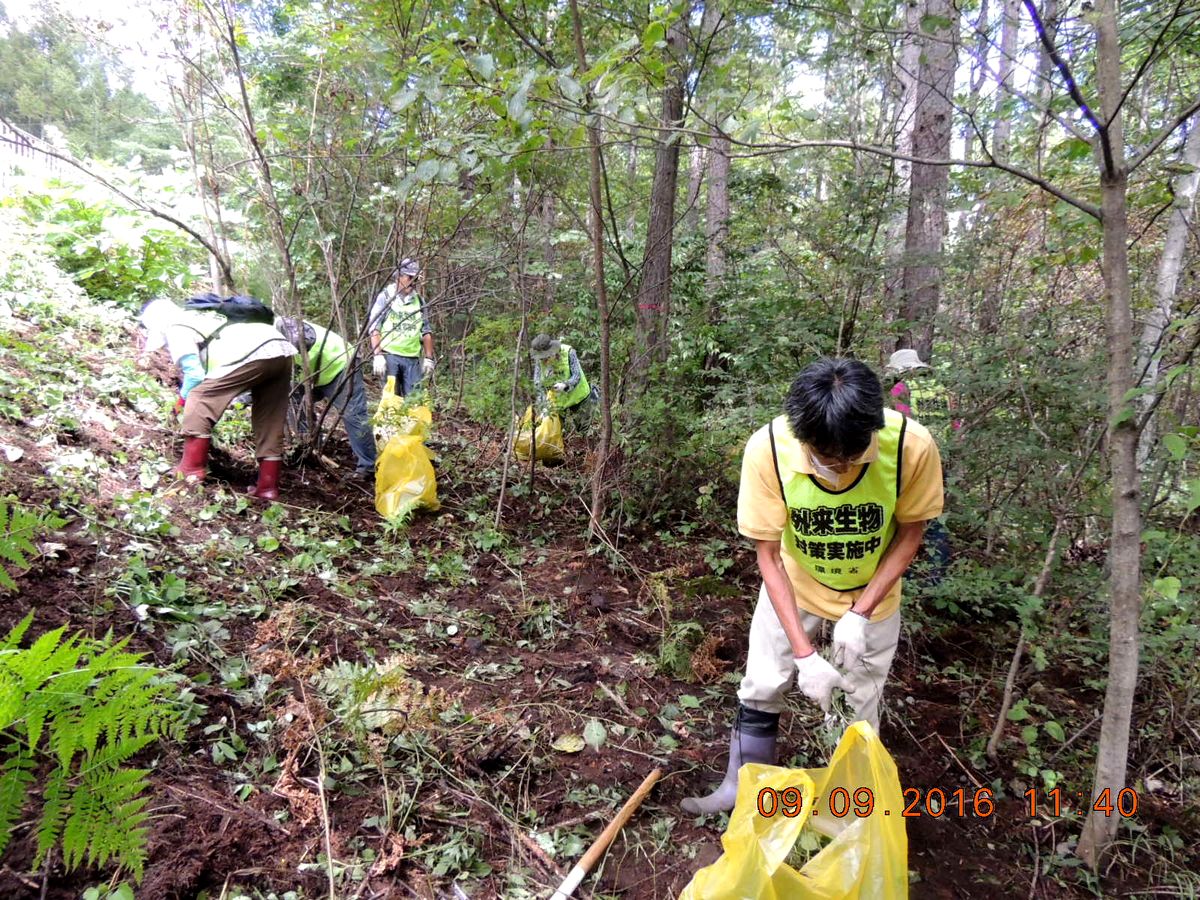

{"left": 1, "top": 263, "right": 1196, "bottom": 899}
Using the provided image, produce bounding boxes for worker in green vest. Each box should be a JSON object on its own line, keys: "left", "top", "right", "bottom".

{"left": 368, "top": 258, "right": 434, "bottom": 396}
{"left": 139, "top": 297, "right": 297, "bottom": 501}
{"left": 681, "top": 357, "right": 943, "bottom": 815}
{"left": 276, "top": 317, "right": 376, "bottom": 480}
{"left": 886, "top": 348, "right": 954, "bottom": 583}
{"left": 529, "top": 333, "right": 597, "bottom": 430}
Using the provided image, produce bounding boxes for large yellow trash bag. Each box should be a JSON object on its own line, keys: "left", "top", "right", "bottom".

{"left": 513, "top": 406, "right": 564, "bottom": 463}
{"left": 679, "top": 722, "right": 908, "bottom": 900}
{"left": 374, "top": 377, "right": 432, "bottom": 446}
{"left": 375, "top": 433, "right": 439, "bottom": 519}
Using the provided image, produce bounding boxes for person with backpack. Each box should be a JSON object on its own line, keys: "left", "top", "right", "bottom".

{"left": 368, "top": 258, "right": 435, "bottom": 397}
{"left": 139, "top": 295, "right": 297, "bottom": 501}
{"left": 276, "top": 316, "right": 376, "bottom": 479}
{"left": 680, "top": 358, "right": 943, "bottom": 815}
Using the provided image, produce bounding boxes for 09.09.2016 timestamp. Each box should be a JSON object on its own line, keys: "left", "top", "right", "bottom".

{"left": 755, "top": 786, "right": 1140, "bottom": 819}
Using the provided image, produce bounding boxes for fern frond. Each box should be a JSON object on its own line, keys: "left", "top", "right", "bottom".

{"left": 1, "top": 611, "right": 34, "bottom": 651}
{"left": 0, "top": 745, "right": 35, "bottom": 858}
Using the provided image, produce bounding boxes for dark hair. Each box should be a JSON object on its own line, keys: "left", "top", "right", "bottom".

{"left": 784, "top": 357, "right": 884, "bottom": 459}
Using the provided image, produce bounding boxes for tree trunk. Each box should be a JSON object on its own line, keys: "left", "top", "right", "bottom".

{"left": 541, "top": 188, "right": 556, "bottom": 313}
{"left": 966, "top": 0, "right": 991, "bottom": 159}
{"left": 992, "top": 0, "right": 1021, "bottom": 160}
{"left": 706, "top": 130, "right": 730, "bottom": 293}
{"left": 684, "top": 143, "right": 705, "bottom": 233}
{"left": 569, "top": 0, "right": 613, "bottom": 541}
{"left": 630, "top": 14, "right": 688, "bottom": 389}
{"left": 1077, "top": 0, "right": 1141, "bottom": 869}
{"left": 882, "top": 0, "right": 922, "bottom": 337}
{"left": 1135, "top": 119, "right": 1200, "bottom": 465}
{"left": 898, "top": 0, "right": 958, "bottom": 361}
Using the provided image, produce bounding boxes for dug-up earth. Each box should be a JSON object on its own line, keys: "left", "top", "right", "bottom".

{"left": 0, "top": 276, "right": 1194, "bottom": 899}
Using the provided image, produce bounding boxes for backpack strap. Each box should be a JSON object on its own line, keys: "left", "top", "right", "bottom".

{"left": 767, "top": 419, "right": 787, "bottom": 501}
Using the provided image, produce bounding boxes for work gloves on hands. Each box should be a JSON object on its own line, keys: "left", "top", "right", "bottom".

{"left": 179, "top": 354, "right": 205, "bottom": 400}
{"left": 372, "top": 355, "right": 387, "bottom": 378}
{"left": 793, "top": 651, "right": 850, "bottom": 713}
{"left": 552, "top": 381, "right": 567, "bottom": 392}
{"left": 421, "top": 357, "right": 435, "bottom": 376}
{"left": 832, "top": 610, "right": 869, "bottom": 671}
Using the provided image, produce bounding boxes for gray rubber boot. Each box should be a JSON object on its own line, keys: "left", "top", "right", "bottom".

{"left": 681, "top": 706, "right": 779, "bottom": 815}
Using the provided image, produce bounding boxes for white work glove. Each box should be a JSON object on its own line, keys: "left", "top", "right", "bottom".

{"left": 794, "top": 652, "right": 851, "bottom": 713}
{"left": 421, "top": 357, "right": 435, "bottom": 376}
{"left": 372, "top": 355, "right": 387, "bottom": 378}
{"left": 832, "top": 610, "right": 869, "bottom": 671}
{"left": 552, "top": 381, "right": 567, "bottom": 392}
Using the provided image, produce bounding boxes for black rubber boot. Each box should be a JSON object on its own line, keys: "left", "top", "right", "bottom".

{"left": 681, "top": 705, "right": 779, "bottom": 815}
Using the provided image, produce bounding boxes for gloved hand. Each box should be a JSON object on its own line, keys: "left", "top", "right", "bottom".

{"left": 179, "top": 353, "right": 205, "bottom": 399}
{"left": 421, "top": 357, "right": 435, "bottom": 376}
{"left": 372, "top": 355, "right": 387, "bottom": 378}
{"left": 552, "top": 381, "right": 567, "bottom": 392}
{"left": 794, "top": 651, "right": 851, "bottom": 713}
{"left": 832, "top": 610, "right": 869, "bottom": 671}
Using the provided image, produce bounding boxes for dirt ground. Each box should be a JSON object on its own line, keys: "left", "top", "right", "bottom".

{"left": 1, "top": 379, "right": 1193, "bottom": 900}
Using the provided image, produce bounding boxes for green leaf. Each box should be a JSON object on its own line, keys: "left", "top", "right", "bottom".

{"left": 471, "top": 53, "right": 495, "bottom": 80}
{"left": 642, "top": 21, "right": 666, "bottom": 53}
{"left": 256, "top": 535, "right": 280, "bottom": 552}
{"left": 1044, "top": 721, "right": 1065, "bottom": 741}
{"left": 1187, "top": 478, "right": 1200, "bottom": 516}
{"left": 678, "top": 694, "right": 701, "bottom": 709}
{"left": 1163, "top": 433, "right": 1188, "bottom": 461}
{"left": 920, "top": 13, "right": 954, "bottom": 32}
{"left": 582, "top": 719, "right": 607, "bottom": 751}
{"left": 557, "top": 72, "right": 583, "bottom": 102}
{"left": 1153, "top": 577, "right": 1181, "bottom": 601}
{"left": 1020, "top": 725, "right": 1039, "bottom": 745}
{"left": 1007, "top": 700, "right": 1030, "bottom": 721}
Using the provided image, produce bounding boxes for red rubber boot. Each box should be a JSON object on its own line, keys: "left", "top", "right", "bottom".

{"left": 246, "top": 459, "right": 282, "bottom": 501}
{"left": 176, "top": 436, "right": 211, "bottom": 481}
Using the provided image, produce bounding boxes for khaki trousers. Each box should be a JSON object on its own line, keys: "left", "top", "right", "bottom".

{"left": 181, "top": 356, "right": 292, "bottom": 459}
{"left": 736, "top": 583, "right": 902, "bottom": 730}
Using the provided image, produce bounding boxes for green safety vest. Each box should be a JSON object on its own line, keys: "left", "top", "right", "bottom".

{"left": 550, "top": 343, "right": 590, "bottom": 408}
{"left": 306, "top": 324, "right": 349, "bottom": 388}
{"left": 381, "top": 291, "right": 424, "bottom": 357}
{"left": 769, "top": 409, "right": 907, "bottom": 591}
{"left": 907, "top": 375, "right": 949, "bottom": 422}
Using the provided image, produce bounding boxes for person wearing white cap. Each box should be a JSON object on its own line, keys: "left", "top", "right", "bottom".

{"left": 885, "top": 348, "right": 950, "bottom": 432}
{"left": 529, "top": 333, "right": 597, "bottom": 429}
{"left": 368, "top": 258, "right": 435, "bottom": 396}
{"left": 885, "top": 348, "right": 953, "bottom": 584}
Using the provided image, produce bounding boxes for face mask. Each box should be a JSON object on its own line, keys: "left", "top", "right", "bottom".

{"left": 808, "top": 451, "right": 844, "bottom": 485}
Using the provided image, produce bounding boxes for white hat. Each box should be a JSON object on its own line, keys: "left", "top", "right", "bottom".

{"left": 396, "top": 258, "right": 419, "bottom": 277}
{"left": 886, "top": 348, "right": 929, "bottom": 373}
{"left": 139, "top": 299, "right": 186, "bottom": 354}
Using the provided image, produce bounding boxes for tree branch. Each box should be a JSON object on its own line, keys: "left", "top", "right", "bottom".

{"left": 1022, "top": 0, "right": 1116, "bottom": 177}
{"left": 1128, "top": 95, "right": 1200, "bottom": 173}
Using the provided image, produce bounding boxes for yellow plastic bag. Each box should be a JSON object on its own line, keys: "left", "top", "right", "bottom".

{"left": 375, "top": 433, "right": 439, "bottom": 520}
{"left": 679, "top": 722, "right": 908, "bottom": 900}
{"left": 513, "top": 406, "right": 564, "bottom": 463}
{"left": 374, "top": 377, "right": 432, "bottom": 446}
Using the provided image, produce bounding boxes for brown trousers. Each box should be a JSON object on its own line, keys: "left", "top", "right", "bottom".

{"left": 181, "top": 356, "right": 292, "bottom": 459}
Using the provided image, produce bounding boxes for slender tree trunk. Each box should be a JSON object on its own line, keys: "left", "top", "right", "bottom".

{"left": 541, "top": 188, "right": 556, "bottom": 313}
{"left": 1135, "top": 120, "right": 1200, "bottom": 465}
{"left": 966, "top": 0, "right": 991, "bottom": 160}
{"left": 1077, "top": 0, "right": 1141, "bottom": 869}
{"left": 899, "top": 0, "right": 958, "bottom": 361}
{"left": 882, "top": 0, "right": 922, "bottom": 337}
{"left": 684, "top": 143, "right": 704, "bottom": 233}
{"left": 630, "top": 14, "right": 688, "bottom": 389}
{"left": 992, "top": 0, "right": 1021, "bottom": 160}
{"left": 706, "top": 130, "right": 730, "bottom": 293}
{"left": 569, "top": 0, "right": 613, "bottom": 541}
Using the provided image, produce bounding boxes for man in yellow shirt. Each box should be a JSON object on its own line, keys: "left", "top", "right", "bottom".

{"left": 682, "top": 357, "right": 943, "bottom": 815}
